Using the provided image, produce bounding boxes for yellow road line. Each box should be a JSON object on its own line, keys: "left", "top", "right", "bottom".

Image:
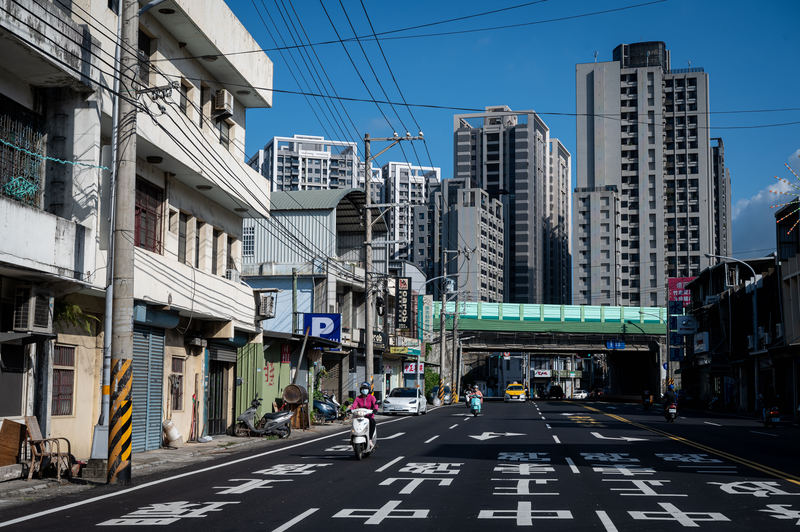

{"left": 582, "top": 404, "right": 800, "bottom": 486}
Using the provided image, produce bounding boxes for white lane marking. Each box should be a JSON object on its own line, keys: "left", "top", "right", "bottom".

{"left": 565, "top": 457, "right": 579, "bottom": 474}
{"left": 449, "top": 424, "right": 459, "bottom": 429}
{"left": 750, "top": 430, "right": 779, "bottom": 437}
{"left": 0, "top": 413, "right": 417, "bottom": 528}
{"left": 704, "top": 421, "right": 722, "bottom": 427}
{"left": 375, "top": 455, "right": 405, "bottom": 473}
{"left": 677, "top": 465, "right": 735, "bottom": 469}
{"left": 552, "top": 435, "right": 561, "bottom": 444}
{"left": 541, "top": 416, "right": 546, "bottom": 420}
{"left": 591, "top": 432, "right": 648, "bottom": 442}
{"left": 382, "top": 432, "right": 405, "bottom": 440}
{"left": 596, "top": 510, "right": 619, "bottom": 532}
{"left": 545, "top": 424, "right": 551, "bottom": 429}
{"left": 272, "top": 508, "right": 319, "bottom": 532}
{"left": 425, "top": 435, "right": 440, "bottom": 444}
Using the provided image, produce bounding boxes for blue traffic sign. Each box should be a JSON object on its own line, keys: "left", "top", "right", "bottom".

{"left": 605, "top": 340, "right": 626, "bottom": 350}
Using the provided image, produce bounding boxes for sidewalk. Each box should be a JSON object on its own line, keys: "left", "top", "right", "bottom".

{"left": 0, "top": 420, "right": 351, "bottom": 511}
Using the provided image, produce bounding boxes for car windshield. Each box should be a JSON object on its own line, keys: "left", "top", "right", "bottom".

{"left": 507, "top": 385, "right": 524, "bottom": 391}
{"left": 390, "top": 388, "right": 417, "bottom": 398}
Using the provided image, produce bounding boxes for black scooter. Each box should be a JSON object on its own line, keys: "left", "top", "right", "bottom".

{"left": 233, "top": 395, "right": 292, "bottom": 438}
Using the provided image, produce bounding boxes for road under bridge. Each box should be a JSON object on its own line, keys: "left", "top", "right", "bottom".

{"left": 431, "top": 302, "right": 669, "bottom": 398}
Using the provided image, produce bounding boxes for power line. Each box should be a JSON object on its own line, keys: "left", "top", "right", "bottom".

{"left": 150, "top": 0, "right": 664, "bottom": 61}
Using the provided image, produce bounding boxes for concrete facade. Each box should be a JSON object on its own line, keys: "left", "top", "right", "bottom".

{"left": 0, "top": 0, "right": 271, "bottom": 459}
{"left": 453, "top": 106, "right": 570, "bottom": 304}
{"left": 574, "top": 41, "right": 730, "bottom": 306}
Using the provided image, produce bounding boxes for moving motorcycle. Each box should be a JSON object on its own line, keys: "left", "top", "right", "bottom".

{"left": 664, "top": 402, "right": 677, "bottom": 423}
{"left": 469, "top": 394, "right": 482, "bottom": 417}
{"left": 233, "top": 396, "right": 292, "bottom": 438}
{"left": 764, "top": 406, "right": 780, "bottom": 427}
{"left": 350, "top": 408, "right": 377, "bottom": 460}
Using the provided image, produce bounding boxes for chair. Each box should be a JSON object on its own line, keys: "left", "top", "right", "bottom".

{"left": 24, "top": 416, "right": 72, "bottom": 482}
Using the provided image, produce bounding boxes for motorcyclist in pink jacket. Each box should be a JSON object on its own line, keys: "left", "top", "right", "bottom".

{"left": 350, "top": 382, "right": 378, "bottom": 437}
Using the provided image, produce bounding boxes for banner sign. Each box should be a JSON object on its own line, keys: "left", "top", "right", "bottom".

{"left": 372, "top": 331, "right": 386, "bottom": 349}
{"left": 403, "top": 362, "right": 424, "bottom": 373}
{"left": 606, "top": 340, "right": 625, "bottom": 350}
{"left": 532, "top": 369, "right": 551, "bottom": 378}
{"left": 389, "top": 346, "right": 408, "bottom": 355}
{"left": 395, "top": 277, "right": 412, "bottom": 330}
{"left": 303, "top": 313, "right": 341, "bottom": 343}
{"left": 668, "top": 277, "right": 696, "bottom": 308}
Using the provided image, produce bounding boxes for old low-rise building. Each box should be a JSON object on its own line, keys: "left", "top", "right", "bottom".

{"left": 0, "top": 0, "right": 271, "bottom": 459}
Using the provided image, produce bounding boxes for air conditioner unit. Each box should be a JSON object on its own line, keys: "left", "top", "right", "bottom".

{"left": 225, "top": 269, "right": 240, "bottom": 283}
{"left": 186, "top": 337, "right": 207, "bottom": 348}
{"left": 13, "top": 286, "right": 54, "bottom": 334}
{"left": 762, "top": 333, "right": 772, "bottom": 346}
{"left": 257, "top": 293, "right": 275, "bottom": 319}
{"left": 214, "top": 89, "right": 233, "bottom": 116}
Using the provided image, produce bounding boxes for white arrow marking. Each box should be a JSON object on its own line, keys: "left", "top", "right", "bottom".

{"left": 561, "top": 413, "right": 577, "bottom": 416}
{"left": 469, "top": 432, "right": 526, "bottom": 441}
{"left": 382, "top": 432, "right": 405, "bottom": 440}
{"left": 590, "top": 432, "right": 648, "bottom": 442}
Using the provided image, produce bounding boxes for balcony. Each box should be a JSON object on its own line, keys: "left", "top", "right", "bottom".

{"left": 0, "top": 196, "right": 96, "bottom": 285}
{"left": 134, "top": 247, "right": 257, "bottom": 331}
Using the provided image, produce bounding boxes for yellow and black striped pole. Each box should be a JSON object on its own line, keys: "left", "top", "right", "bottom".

{"left": 107, "top": 0, "right": 138, "bottom": 486}
{"left": 108, "top": 359, "right": 132, "bottom": 483}
{"left": 369, "top": 375, "right": 375, "bottom": 396}
{"left": 438, "top": 377, "right": 445, "bottom": 402}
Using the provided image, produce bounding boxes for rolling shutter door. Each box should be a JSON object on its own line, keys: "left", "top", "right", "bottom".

{"left": 132, "top": 326, "right": 164, "bottom": 452}
{"left": 208, "top": 343, "right": 237, "bottom": 363}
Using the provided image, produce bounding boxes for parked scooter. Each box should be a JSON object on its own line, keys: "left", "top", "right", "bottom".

{"left": 233, "top": 396, "right": 292, "bottom": 438}
{"left": 664, "top": 402, "right": 677, "bottom": 423}
{"left": 313, "top": 393, "right": 341, "bottom": 422}
{"left": 764, "top": 405, "right": 780, "bottom": 427}
{"left": 469, "top": 394, "right": 482, "bottom": 417}
{"left": 350, "top": 408, "right": 377, "bottom": 460}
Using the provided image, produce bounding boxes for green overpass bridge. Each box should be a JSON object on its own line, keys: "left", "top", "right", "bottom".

{"left": 428, "top": 302, "right": 669, "bottom": 395}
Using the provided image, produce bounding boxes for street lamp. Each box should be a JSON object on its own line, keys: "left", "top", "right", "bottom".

{"left": 705, "top": 253, "right": 761, "bottom": 412}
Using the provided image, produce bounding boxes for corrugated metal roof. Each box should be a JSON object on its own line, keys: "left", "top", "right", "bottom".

{"left": 270, "top": 189, "right": 365, "bottom": 211}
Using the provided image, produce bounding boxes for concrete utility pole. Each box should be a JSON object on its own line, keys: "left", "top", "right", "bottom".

{"left": 363, "top": 131, "right": 423, "bottom": 394}
{"left": 107, "top": 0, "right": 138, "bottom": 485}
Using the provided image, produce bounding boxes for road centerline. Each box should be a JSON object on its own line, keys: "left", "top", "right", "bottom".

{"left": 425, "top": 435, "right": 440, "bottom": 443}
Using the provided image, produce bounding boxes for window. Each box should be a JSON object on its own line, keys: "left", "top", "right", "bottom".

{"left": 52, "top": 345, "right": 75, "bottom": 416}
{"left": 137, "top": 30, "right": 153, "bottom": 86}
{"left": 216, "top": 119, "right": 230, "bottom": 149}
{"left": 212, "top": 229, "right": 221, "bottom": 275}
{"left": 194, "top": 220, "right": 203, "bottom": 267}
{"left": 179, "top": 83, "right": 190, "bottom": 116}
{"left": 135, "top": 178, "right": 164, "bottom": 253}
{"left": 243, "top": 226, "right": 255, "bottom": 256}
{"left": 199, "top": 85, "right": 208, "bottom": 128}
{"left": 170, "top": 357, "right": 184, "bottom": 411}
{"left": 178, "top": 212, "right": 188, "bottom": 264}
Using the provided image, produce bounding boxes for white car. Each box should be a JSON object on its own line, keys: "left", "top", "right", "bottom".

{"left": 382, "top": 387, "right": 427, "bottom": 415}
{"left": 572, "top": 389, "right": 588, "bottom": 400}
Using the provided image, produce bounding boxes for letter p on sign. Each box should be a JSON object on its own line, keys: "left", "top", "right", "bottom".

{"left": 311, "top": 316, "right": 334, "bottom": 337}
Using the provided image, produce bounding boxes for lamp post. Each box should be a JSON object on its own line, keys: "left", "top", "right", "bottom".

{"left": 706, "top": 253, "right": 760, "bottom": 413}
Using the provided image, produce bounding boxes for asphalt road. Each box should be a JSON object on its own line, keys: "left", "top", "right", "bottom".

{"left": 3, "top": 401, "right": 800, "bottom": 531}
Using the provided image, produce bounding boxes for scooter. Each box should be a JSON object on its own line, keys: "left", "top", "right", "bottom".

{"left": 233, "top": 396, "right": 293, "bottom": 438}
{"left": 764, "top": 406, "right": 780, "bottom": 427}
{"left": 313, "top": 394, "right": 339, "bottom": 422}
{"left": 469, "top": 394, "right": 482, "bottom": 417}
{"left": 350, "top": 408, "right": 377, "bottom": 460}
{"left": 664, "top": 402, "right": 677, "bottom": 423}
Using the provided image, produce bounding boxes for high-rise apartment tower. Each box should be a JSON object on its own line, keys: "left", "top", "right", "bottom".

{"left": 574, "top": 41, "right": 731, "bottom": 306}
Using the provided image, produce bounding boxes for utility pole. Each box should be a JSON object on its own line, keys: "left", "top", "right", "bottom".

{"left": 107, "top": 0, "right": 137, "bottom": 485}
{"left": 363, "top": 131, "right": 423, "bottom": 394}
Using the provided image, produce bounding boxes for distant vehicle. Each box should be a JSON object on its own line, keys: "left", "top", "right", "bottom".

{"left": 382, "top": 387, "right": 427, "bottom": 416}
{"left": 504, "top": 383, "right": 526, "bottom": 402}
{"left": 428, "top": 386, "right": 453, "bottom": 405}
{"left": 547, "top": 385, "right": 565, "bottom": 400}
{"left": 572, "top": 389, "right": 588, "bottom": 400}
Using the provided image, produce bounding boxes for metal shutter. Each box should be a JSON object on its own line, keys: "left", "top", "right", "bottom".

{"left": 132, "top": 326, "right": 164, "bottom": 452}
{"left": 209, "top": 343, "right": 237, "bottom": 363}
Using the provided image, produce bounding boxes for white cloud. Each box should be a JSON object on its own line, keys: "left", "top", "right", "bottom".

{"left": 732, "top": 172, "right": 794, "bottom": 258}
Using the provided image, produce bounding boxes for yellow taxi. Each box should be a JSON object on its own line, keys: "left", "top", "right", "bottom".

{"left": 504, "top": 382, "right": 527, "bottom": 402}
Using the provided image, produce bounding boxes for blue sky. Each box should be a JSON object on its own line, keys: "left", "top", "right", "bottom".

{"left": 229, "top": 0, "right": 800, "bottom": 258}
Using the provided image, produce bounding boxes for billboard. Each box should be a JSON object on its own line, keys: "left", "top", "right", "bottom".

{"left": 668, "top": 277, "right": 696, "bottom": 308}
{"left": 302, "top": 313, "right": 341, "bottom": 343}
{"left": 395, "top": 277, "right": 412, "bottom": 330}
